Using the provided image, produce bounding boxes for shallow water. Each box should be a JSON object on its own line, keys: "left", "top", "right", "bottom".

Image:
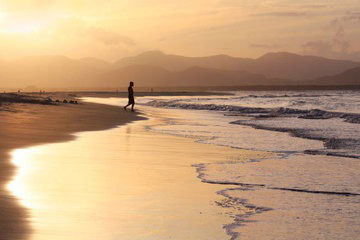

{"left": 138, "top": 90, "right": 360, "bottom": 158}
{"left": 84, "top": 96, "right": 360, "bottom": 239}
{"left": 221, "top": 187, "right": 360, "bottom": 240}
{"left": 8, "top": 114, "right": 267, "bottom": 240}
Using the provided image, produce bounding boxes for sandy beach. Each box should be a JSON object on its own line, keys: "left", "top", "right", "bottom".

{"left": 2, "top": 92, "right": 261, "bottom": 240}
{"left": 8, "top": 112, "right": 269, "bottom": 240}
{"left": 2, "top": 91, "right": 360, "bottom": 240}
{"left": 0, "top": 94, "right": 144, "bottom": 240}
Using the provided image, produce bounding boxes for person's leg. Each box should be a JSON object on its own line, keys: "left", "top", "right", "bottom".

{"left": 131, "top": 103, "right": 135, "bottom": 111}
{"left": 124, "top": 103, "right": 130, "bottom": 110}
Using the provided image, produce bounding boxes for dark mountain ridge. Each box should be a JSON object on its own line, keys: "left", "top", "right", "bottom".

{"left": 101, "top": 65, "right": 279, "bottom": 87}
{"left": 0, "top": 52, "right": 359, "bottom": 89}
{"left": 308, "top": 66, "right": 360, "bottom": 86}
{"left": 115, "top": 51, "right": 360, "bottom": 80}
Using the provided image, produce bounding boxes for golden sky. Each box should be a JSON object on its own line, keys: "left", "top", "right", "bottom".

{"left": 0, "top": 0, "right": 359, "bottom": 61}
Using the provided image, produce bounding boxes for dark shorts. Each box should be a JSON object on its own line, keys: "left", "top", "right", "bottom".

{"left": 128, "top": 97, "right": 135, "bottom": 104}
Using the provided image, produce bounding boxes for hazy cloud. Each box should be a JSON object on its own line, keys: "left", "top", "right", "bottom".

{"left": 51, "top": 18, "right": 136, "bottom": 47}
{"left": 0, "top": 0, "right": 359, "bottom": 61}
{"left": 252, "top": 11, "right": 307, "bottom": 17}
{"left": 332, "top": 26, "right": 349, "bottom": 53}
{"left": 342, "top": 11, "right": 360, "bottom": 22}
{"left": 301, "top": 4, "right": 328, "bottom": 9}
{"left": 302, "top": 26, "right": 359, "bottom": 61}
{"left": 250, "top": 43, "right": 281, "bottom": 49}
{"left": 303, "top": 40, "right": 360, "bottom": 61}
{"left": 309, "top": 11, "right": 360, "bottom": 61}
{"left": 302, "top": 41, "right": 332, "bottom": 57}
{"left": 85, "top": 27, "right": 136, "bottom": 46}
{"left": 1, "top": 0, "right": 55, "bottom": 11}
{"left": 331, "top": 11, "right": 360, "bottom": 27}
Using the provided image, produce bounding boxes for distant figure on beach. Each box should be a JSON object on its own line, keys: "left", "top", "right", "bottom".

{"left": 124, "top": 81, "right": 135, "bottom": 111}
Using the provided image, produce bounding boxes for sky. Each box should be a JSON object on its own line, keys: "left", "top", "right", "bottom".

{"left": 0, "top": 0, "right": 359, "bottom": 61}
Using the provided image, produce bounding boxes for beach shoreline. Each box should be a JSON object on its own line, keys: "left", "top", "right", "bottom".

{"left": 0, "top": 98, "right": 145, "bottom": 240}
{"left": 3, "top": 91, "right": 359, "bottom": 240}
{"left": 6, "top": 103, "right": 272, "bottom": 240}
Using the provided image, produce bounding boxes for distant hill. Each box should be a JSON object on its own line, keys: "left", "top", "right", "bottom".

{"left": 100, "top": 65, "right": 279, "bottom": 87}
{"left": 115, "top": 51, "right": 360, "bottom": 80}
{"left": 114, "top": 51, "right": 252, "bottom": 72}
{"left": 102, "top": 65, "right": 171, "bottom": 87}
{"left": 79, "top": 57, "right": 112, "bottom": 70}
{"left": 307, "top": 66, "right": 360, "bottom": 86}
{"left": 2, "top": 55, "right": 104, "bottom": 88}
{"left": 1, "top": 52, "right": 359, "bottom": 89}
{"left": 252, "top": 52, "right": 360, "bottom": 80}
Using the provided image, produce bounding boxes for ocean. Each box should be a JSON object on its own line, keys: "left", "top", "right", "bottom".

{"left": 82, "top": 90, "right": 360, "bottom": 239}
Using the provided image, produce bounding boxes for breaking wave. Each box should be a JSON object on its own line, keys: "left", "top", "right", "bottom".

{"left": 146, "top": 98, "right": 360, "bottom": 158}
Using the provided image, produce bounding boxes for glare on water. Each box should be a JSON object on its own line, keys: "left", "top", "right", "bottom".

{"left": 7, "top": 118, "right": 259, "bottom": 240}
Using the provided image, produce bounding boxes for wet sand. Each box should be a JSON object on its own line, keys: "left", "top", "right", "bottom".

{"left": 5, "top": 94, "right": 359, "bottom": 239}
{"left": 5, "top": 104, "right": 269, "bottom": 239}
{"left": 0, "top": 101, "right": 144, "bottom": 240}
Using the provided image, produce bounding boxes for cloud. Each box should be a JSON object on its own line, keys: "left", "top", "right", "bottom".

{"left": 332, "top": 26, "right": 349, "bottom": 53}
{"left": 308, "top": 11, "right": 360, "bottom": 61}
{"left": 302, "top": 26, "right": 359, "bottom": 61}
{"left": 301, "top": 4, "right": 327, "bottom": 9}
{"left": 331, "top": 11, "right": 360, "bottom": 27}
{"left": 216, "top": 0, "right": 261, "bottom": 9}
{"left": 85, "top": 27, "right": 136, "bottom": 46}
{"left": 1, "top": 0, "right": 55, "bottom": 11}
{"left": 251, "top": 11, "right": 307, "bottom": 17}
{"left": 302, "top": 41, "right": 332, "bottom": 57}
{"left": 250, "top": 43, "right": 281, "bottom": 49}
{"left": 303, "top": 41, "right": 360, "bottom": 61}
{"left": 50, "top": 18, "right": 136, "bottom": 47}
{"left": 342, "top": 11, "right": 360, "bottom": 22}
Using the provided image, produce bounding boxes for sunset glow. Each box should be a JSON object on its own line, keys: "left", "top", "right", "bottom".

{"left": 1, "top": 21, "right": 45, "bottom": 34}
{"left": 0, "top": 0, "right": 358, "bottom": 60}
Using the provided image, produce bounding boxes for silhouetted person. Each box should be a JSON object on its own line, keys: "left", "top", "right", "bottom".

{"left": 124, "top": 81, "right": 135, "bottom": 111}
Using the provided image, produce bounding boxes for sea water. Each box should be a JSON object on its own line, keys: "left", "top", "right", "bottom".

{"left": 82, "top": 90, "right": 360, "bottom": 239}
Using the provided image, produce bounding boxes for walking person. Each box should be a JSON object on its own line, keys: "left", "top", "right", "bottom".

{"left": 124, "top": 81, "right": 135, "bottom": 111}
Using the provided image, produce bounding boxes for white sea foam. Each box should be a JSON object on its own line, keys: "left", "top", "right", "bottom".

{"left": 143, "top": 90, "right": 360, "bottom": 158}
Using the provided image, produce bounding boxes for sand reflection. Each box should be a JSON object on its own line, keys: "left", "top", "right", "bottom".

{"left": 6, "top": 119, "right": 255, "bottom": 240}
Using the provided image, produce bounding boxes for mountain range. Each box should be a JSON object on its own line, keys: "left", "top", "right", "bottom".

{"left": 1, "top": 51, "right": 359, "bottom": 89}
{"left": 306, "top": 66, "right": 360, "bottom": 86}
{"left": 115, "top": 51, "right": 360, "bottom": 81}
